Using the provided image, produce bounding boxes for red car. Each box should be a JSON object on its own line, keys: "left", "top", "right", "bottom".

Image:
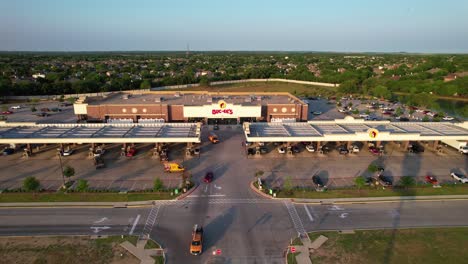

{"left": 369, "top": 147, "right": 380, "bottom": 155}
{"left": 203, "top": 172, "right": 214, "bottom": 183}
{"left": 126, "top": 147, "right": 137, "bottom": 157}
{"left": 425, "top": 176, "right": 438, "bottom": 185}
{"left": 2, "top": 111, "right": 13, "bottom": 115}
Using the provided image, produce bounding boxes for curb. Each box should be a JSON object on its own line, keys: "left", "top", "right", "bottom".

{"left": 176, "top": 183, "right": 199, "bottom": 200}
{"left": 249, "top": 180, "right": 282, "bottom": 200}
{"left": 291, "top": 194, "right": 468, "bottom": 204}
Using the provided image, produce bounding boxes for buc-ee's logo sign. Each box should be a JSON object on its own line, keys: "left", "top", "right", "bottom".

{"left": 368, "top": 128, "right": 379, "bottom": 139}
{"left": 212, "top": 100, "right": 233, "bottom": 115}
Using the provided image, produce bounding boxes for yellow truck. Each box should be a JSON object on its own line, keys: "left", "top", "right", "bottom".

{"left": 190, "top": 224, "right": 203, "bottom": 255}
{"left": 164, "top": 162, "right": 185, "bottom": 173}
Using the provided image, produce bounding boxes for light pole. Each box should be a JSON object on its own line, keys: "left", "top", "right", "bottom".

{"left": 57, "top": 148, "right": 65, "bottom": 186}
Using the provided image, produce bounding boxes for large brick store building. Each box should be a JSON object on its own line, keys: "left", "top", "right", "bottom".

{"left": 74, "top": 91, "right": 308, "bottom": 124}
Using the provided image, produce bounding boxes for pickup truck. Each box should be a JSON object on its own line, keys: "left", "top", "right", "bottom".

{"left": 190, "top": 225, "right": 203, "bottom": 255}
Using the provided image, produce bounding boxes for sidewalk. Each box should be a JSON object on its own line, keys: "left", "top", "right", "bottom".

{"left": 292, "top": 194, "right": 468, "bottom": 204}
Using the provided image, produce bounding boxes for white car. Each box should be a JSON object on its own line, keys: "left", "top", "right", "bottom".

{"left": 459, "top": 146, "right": 468, "bottom": 154}
{"left": 10, "top": 105, "right": 21, "bottom": 109}
{"left": 451, "top": 172, "right": 468, "bottom": 183}
{"left": 277, "top": 147, "right": 286, "bottom": 154}
{"left": 351, "top": 145, "right": 360, "bottom": 153}
{"left": 313, "top": 111, "right": 322, "bottom": 115}
{"left": 93, "top": 148, "right": 106, "bottom": 157}
{"left": 359, "top": 114, "right": 369, "bottom": 118}
{"left": 338, "top": 108, "right": 347, "bottom": 113}
{"left": 61, "top": 149, "right": 74, "bottom": 156}
{"left": 443, "top": 116, "right": 454, "bottom": 121}
{"left": 305, "top": 144, "right": 315, "bottom": 152}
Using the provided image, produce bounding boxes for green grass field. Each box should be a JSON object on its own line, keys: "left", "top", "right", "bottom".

{"left": 276, "top": 184, "right": 468, "bottom": 199}
{"left": 0, "top": 192, "right": 176, "bottom": 203}
{"left": 307, "top": 228, "right": 468, "bottom": 264}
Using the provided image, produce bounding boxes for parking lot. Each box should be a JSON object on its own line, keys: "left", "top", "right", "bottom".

{"left": 1, "top": 126, "right": 466, "bottom": 192}
{"left": 1, "top": 101, "right": 76, "bottom": 123}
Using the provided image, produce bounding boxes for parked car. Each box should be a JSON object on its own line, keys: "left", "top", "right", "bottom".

{"left": 2, "top": 111, "right": 13, "bottom": 115}
{"left": 442, "top": 116, "right": 454, "bottom": 121}
{"left": 93, "top": 148, "right": 106, "bottom": 157}
{"left": 10, "top": 105, "right": 21, "bottom": 109}
{"left": 277, "top": 147, "right": 286, "bottom": 154}
{"left": 259, "top": 147, "right": 268, "bottom": 154}
{"left": 408, "top": 144, "right": 424, "bottom": 153}
{"left": 378, "top": 175, "right": 392, "bottom": 186}
{"left": 2, "top": 148, "right": 14, "bottom": 155}
{"left": 50, "top": 108, "right": 62, "bottom": 112}
{"left": 213, "top": 124, "right": 219, "bottom": 130}
{"left": 338, "top": 147, "right": 349, "bottom": 155}
{"left": 320, "top": 145, "right": 330, "bottom": 154}
{"left": 291, "top": 145, "right": 300, "bottom": 153}
{"left": 305, "top": 144, "right": 315, "bottom": 152}
{"left": 399, "top": 117, "right": 410, "bottom": 122}
{"left": 36, "top": 112, "right": 49, "bottom": 117}
{"left": 369, "top": 147, "right": 380, "bottom": 155}
{"left": 312, "top": 175, "right": 324, "bottom": 187}
{"left": 247, "top": 148, "right": 255, "bottom": 155}
{"left": 244, "top": 141, "right": 253, "bottom": 147}
{"left": 451, "top": 172, "right": 468, "bottom": 183}
{"left": 193, "top": 148, "right": 200, "bottom": 155}
{"left": 425, "top": 176, "right": 438, "bottom": 185}
{"left": 312, "top": 111, "right": 322, "bottom": 115}
{"left": 203, "top": 172, "right": 214, "bottom": 183}
{"left": 351, "top": 145, "right": 360, "bottom": 153}
{"left": 60, "top": 149, "right": 74, "bottom": 156}
{"left": 365, "top": 176, "right": 379, "bottom": 186}
{"left": 126, "top": 147, "right": 137, "bottom": 157}
{"left": 93, "top": 156, "right": 105, "bottom": 169}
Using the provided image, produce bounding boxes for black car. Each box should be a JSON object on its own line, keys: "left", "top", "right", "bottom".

{"left": 213, "top": 124, "right": 219, "bottom": 130}
{"left": 399, "top": 117, "right": 409, "bottom": 121}
{"left": 408, "top": 144, "right": 425, "bottom": 153}
{"left": 312, "top": 175, "right": 324, "bottom": 187}
{"left": 291, "top": 146, "right": 300, "bottom": 153}
{"left": 337, "top": 147, "right": 349, "bottom": 155}
{"left": 2, "top": 148, "right": 14, "bottom": 155}
{"left": 247, "top": 148, "right": 255, "bottom": 155}
{"left": 320, "top": 145, "right": 330, "bottom": 154}
{"left": 378, "top": 174, "right": 392, "bottom": 186}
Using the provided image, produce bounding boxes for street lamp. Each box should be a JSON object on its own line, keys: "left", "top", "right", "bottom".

{"left": 57, "top": 148, "right": 65, "bottom": 186}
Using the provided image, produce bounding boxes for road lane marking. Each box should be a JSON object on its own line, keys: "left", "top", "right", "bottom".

{"left": 339, "top": 213, "right": 349, "bottom": 219}
{"left": 303, "top": 205, "right": 314, "bottom": 222}
{"left": 204, "top": 185, "right": 208, "bottom": 193}
{"left": 129, "top": 214, "right": 140, "bottom": 235}
{"left": 90, "top": 226, "right": 110, "bottom": 233}
{"left": 214, "top": 184, "right": 222, "bottom": 190}
{"left": 93, "top": 217, "right": 109, "bottom": 224}
{"left": 329, "top": 205, "right": 344, "bottom": 211}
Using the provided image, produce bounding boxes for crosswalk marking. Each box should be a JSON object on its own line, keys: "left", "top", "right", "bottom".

{"left": 139, "top": 204, "right": 161, "bottom": 240}
{"left": 303, "top": 204, "right": 314, "bottom": 222}
{"left": 283, "top": 201, "right": 308, "bottom": 241}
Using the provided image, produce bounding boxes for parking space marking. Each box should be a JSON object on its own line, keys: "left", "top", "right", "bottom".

{"left": 303, "top": 204, "right": 314, "bottom": 222}
{"left": 130, "top": 181, "right": 137, "bottom": 191}
{"left": 129, "top": 214, "right": 141, "bottom": 235}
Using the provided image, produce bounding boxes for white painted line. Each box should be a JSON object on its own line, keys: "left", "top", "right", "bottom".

{"left": 187, "top": 194, "right": 226, "bottom": 198}
{"left": 204, "top": 185, "right": 208, "bottom": 193}
{"left": 129, "top": 214, "right": 141, "bottom": 235}
{"left": 214, "top": 184, "right": 222, "bottom": 190}
{"left": 303, "top": 205, "right": 314, "bottom": 222}
{"left": 93, "top": 217, "right": 109, "bottom": 224}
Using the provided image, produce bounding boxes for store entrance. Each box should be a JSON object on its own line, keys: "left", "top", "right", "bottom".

{"left": 207, "top": 118, "right": 238, "bottom": 125}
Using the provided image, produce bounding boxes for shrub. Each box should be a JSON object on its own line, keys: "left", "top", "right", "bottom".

{"left": 23, "top": 177, "right": 40, "bottom": 192}
{"left": 399, "top": 176, "right": 416, "bottom": 188}
{"left": 153, "top": 178, "right": 164, "bottom": 192}
{"left": 76, "top": 179, "right": 89, "bottom": 192}
{"left": 367, "top": 164, "right": 378, "bottom": 173}
{"left": 63, "top": 165, "right": 75, "bottom": 179}
{"left": 30, "top": 106, "right": 37, "bottom": 112}
{"left": 354, "top": 176, "right": 366, "bottom": 189}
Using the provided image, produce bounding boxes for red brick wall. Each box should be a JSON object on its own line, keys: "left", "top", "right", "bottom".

{"left": 86, "top": 104, "right": 170, "bottom": 121}
{"left": 169, "top": 105, "right": 184, "bottom": 121}
{"left": 265, "top": 104, "right": 302, "bottom": 121}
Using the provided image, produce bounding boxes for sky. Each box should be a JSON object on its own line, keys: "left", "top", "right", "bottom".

{"left": 1, "top": 0, "right": 468, "bottom": 52}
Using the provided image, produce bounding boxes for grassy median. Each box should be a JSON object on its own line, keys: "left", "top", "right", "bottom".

{"left": 276, "top": 184, "right": 468, "bottom": 199}
{"left": 306, "top": 228, "right": 468, "bottom": 264}
{"left": 0, "top": 235, "right": 142, "bottom": 264}
{"left": 0, "top": 192, "right": 176, "bottom": 203}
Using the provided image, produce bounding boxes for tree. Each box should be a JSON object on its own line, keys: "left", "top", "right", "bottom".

{"left": 23, "top": 176, "right": 40, "bottom": 191}
{"left": 354, "top": 176, "right": 366, "bottom": 190}
{"left": 367, "top": 164, "right": 378, "bottom": 173}
{"left": 395, "top": 107, "right": 403, "bottom": 116}
{"left": 199, "top": 76, "right": 210, "bottom": 86}
{"left": 30, "top": 106, "right": 37, "bottom": 112}
{"left": 399, "top": 176, "right": 415, "bottom": 188}
{"left": 153, "top": 177, "right": 164, "bottom": 191}
{"left": 63, "top": 165, "right": 75, "bottom": 180}
{"left": 422, "top": 116, "right": 430, "bottom": 122}
{"left": 140, "top": 80, "right": 151, "bottom": 89}
{"left": 76, "top": 179, "right": 89, "bottom": 192}
{"left": 372, "top": 85, "right": 392, "bottom": 99}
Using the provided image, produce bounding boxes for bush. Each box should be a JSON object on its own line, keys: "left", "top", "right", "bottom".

{"left": 63, "top": 165, "right": 75, "bottom": 179}
{"left": 23, "top": 177, "right": 40, "bottom": 192}
{"left": 255, "top": 170, "right": 264, "bottom": 177}
{"left": 76, "top": 179, "right": 89, "bottom": 192}
{"left": 399, "top": 176, "right": 416, "bottom": 188}
{"left": 153, "top": 178, "right": 164, "bottom": 192}
{"left": 354, "top": 176, "right": 366, "bottom": 189}
{"left": 367, "top": 164, "right": 378, "bottom": 173}
{"left": 30, "top": 106, "right": 37, "bottom": 112}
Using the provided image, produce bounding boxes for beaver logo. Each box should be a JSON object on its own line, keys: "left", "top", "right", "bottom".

{"left": 368, "top": 128, "right": 378, "bottom": 139}
{"left": 219, "top": 100, "right": 226, "bottom": 109}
